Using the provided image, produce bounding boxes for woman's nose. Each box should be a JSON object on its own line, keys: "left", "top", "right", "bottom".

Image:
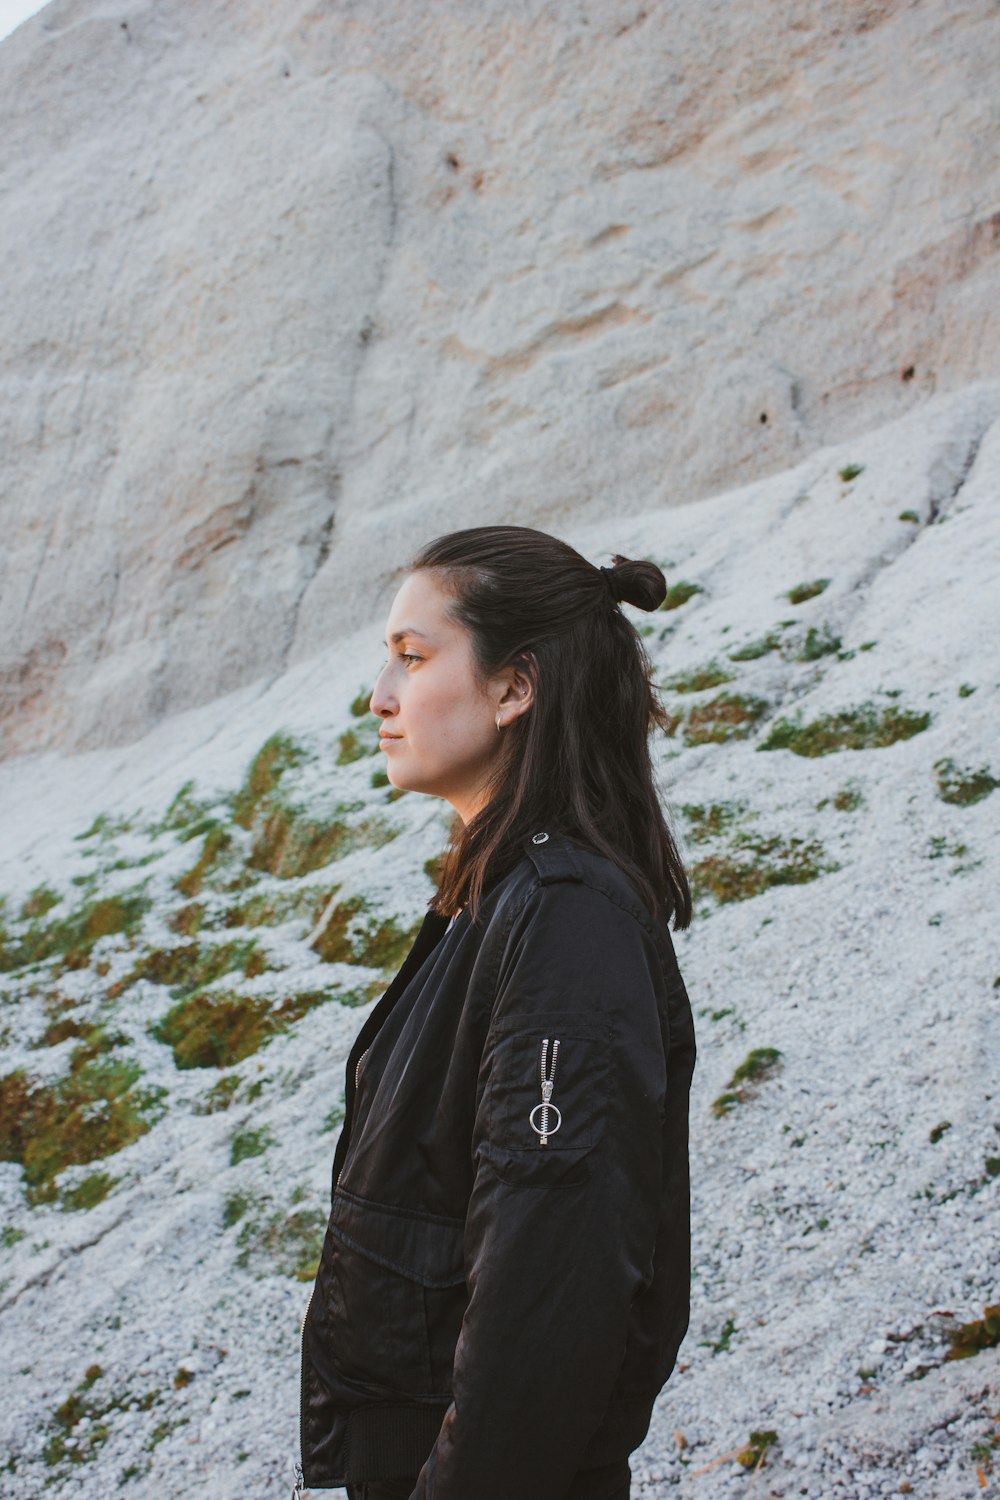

{"left": 369, "top": 665, "right": 394, "bottom": 718}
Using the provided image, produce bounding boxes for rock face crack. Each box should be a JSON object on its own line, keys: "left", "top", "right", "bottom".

{"left": 274, "top": 132, "right": 400, "bottom": 680}
{"left": 926, "top": 419, "right": 989, "bottom": 525}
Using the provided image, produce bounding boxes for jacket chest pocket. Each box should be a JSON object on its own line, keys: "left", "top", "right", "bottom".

{"left": 484, "top": 1011, "right": 612, "bottom": 1188}
{"left": 321, "top": 1187, "right": 467, "bottom": 1397}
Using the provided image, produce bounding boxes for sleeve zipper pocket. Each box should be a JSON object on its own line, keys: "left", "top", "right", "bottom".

{"left": 528, "top": 1036, "right": 562, "bottom": 1146}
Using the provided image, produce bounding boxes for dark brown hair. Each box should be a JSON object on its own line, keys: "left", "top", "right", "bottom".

{"left": 408, "top": 524, "right": 692, "bottom": 931}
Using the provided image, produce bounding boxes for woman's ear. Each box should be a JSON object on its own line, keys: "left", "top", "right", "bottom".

{"left": 496, "top": 654, "right": 535, "bottom": 722}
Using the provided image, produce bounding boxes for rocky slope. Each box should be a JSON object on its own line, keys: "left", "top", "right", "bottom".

{"left": 2, "top": 0, "right": 999, "bottom": 755}
{"left": 1, "top": 384, "right": 998, "bottom": 1497}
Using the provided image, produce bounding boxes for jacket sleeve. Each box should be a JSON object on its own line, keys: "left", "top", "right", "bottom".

{"left": 411, "top": 880, "right": 670, "bottom": 1500}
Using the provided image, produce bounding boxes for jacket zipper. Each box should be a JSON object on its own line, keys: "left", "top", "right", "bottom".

{"left": 529, "top": 1036, "right": 562, "bottom": 1146}
{"left": 295, "top": 1286, "right": 313, "bottom": 1494}
{"left": 300, "top": 1041, "right": 368, "bottom": 1475}
{"left": 335, "top": 1046, "right": 372, "bottom": 1188}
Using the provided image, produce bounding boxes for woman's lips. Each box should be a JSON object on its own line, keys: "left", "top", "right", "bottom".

{"left": 379, "top": 732, "right": 402, "bottom": 743}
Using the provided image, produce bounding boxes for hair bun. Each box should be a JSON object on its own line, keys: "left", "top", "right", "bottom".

{"left": 600, "top": 553, "right": 668, "bottom": 612}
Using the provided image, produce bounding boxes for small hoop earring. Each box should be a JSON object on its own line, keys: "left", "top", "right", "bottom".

{"left": 496, "top": 713, "right": 503, "bottom": 732}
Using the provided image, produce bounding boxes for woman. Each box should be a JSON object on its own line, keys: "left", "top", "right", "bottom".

{"left": 297, "top": 525, "right": 696, "bottom": 1500}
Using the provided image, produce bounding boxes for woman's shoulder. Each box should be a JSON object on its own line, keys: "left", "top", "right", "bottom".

{"left": 488, "top": 828, "right": 662, "bottom": 943}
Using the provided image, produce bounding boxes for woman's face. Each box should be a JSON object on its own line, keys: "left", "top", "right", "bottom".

{"left": 369, "top": 569, "right": 532, "bottom": 824}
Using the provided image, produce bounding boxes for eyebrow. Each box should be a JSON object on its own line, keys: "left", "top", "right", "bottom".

{"left": 383, "top": 629, "right": 432, "bottom": 646}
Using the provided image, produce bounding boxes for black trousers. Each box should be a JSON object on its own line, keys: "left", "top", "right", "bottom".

{"left": 346, "top": 1456, "right": 631, "bottom": 1499}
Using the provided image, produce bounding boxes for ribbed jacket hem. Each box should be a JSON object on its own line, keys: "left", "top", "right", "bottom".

{"left": 331, "top": 1391, "right": 655, "bottom": 1481}
{"left": 346, "top": 1400, "right": 451, "bottom": 1479}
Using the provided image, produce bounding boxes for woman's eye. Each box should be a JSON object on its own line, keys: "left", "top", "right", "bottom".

{"left": 379, "top": 652, "right": 421, "bottom": 668}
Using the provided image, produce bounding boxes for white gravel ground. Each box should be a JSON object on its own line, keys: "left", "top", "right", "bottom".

{"left": 0, "top": 383, "right": 998, "bottom": 1498}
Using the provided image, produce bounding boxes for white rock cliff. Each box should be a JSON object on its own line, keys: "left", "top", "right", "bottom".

{"left": 1, "top": 0, "right": 998, "bottom": 754}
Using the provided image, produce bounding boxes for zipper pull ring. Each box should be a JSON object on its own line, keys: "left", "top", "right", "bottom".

{"left": 529, "top": 1037, "right": 562, "bottom": 1147}
{"left": 292, "top": 1459, "right": 305, "bottom": 1496}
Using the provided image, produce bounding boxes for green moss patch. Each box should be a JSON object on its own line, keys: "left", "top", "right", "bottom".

{"left": 838, "top": 463, "right": 864, "bottom": 482}
{"left": 713, "top": 1047, "right": 783, "bottom": 1116}
{"left": 737, "top": 1429, "right": 779, "bottom": 1469}
{"left": 693, "top": 834, "right": 835, "bottom": 906}
{"left": 786, "top": 578, "right": 829, "bottom": 605}
{"left": 0, "top": 1052, "right": 165, "bottom": 1200}
{"left": 235, "top": 1201, "right": 326, "bottom": 1281}
{"left": 816, "top": 783, "right": 865, "bottom": 813}
{"left": 119, "top": 937, "right": 268, "bottom": 1001}
{"left": 74, "top": 813, "right": 133, "bottom": 843}
{"left": 230, "top": 1125, "right": 275, "bottom": 1165}
{"left": 796, "top": 625, "right": 842, "bottom": 661}
{"left": 0, "top": 890, "right": 151, "bottom": 975}
{"left": 662, "top": 660, "right": 735, "bottom": 693}
{"left": 758, "top": 703, "right": 931, "bottom": 756}
{"left": 238, "top": 792, "right": 397, "bottom": 879}
{"left": 231, "top": 733, "right": 309, "bottom": 829}
{"left": 683, "top": 692, "right": 770, "bottom": 746}
{"left": 337, "top": 724, "right": 381, "bottom": 765}
{"left": 679, "top": 801, "right": 750, "bottom": 844}
{"left": 168, "top": 902, "right": 206, "bottom": 937}
{"left": 152, "top": 982, "right": 347, "bottom": 1070}
{"left": 311, "top": 893, "right": 423, "bottom": 969}
{"left": 660, "top": 580, "right": 703, "bottom": 611}
{"left": 175, "top": 826, "right": 233, "bottom": 898}
{"left": 20, "top": 885, "right": 61, "bottom": 921}
{"left": 195, "top": 1073, "right": 242, "bottom": 1114}
{"left": 934, "top": 758, "right": 998, "bottom": 807}
{"left": 59, "top": 1170, "right": 118, "bottom": 1212}
{"left": 247, "top": 808, "right": 351, "bottom": 879}
{"left": 728, "top": 631, "right": 782, "bottom": 662}
{"left": 945, "top": 1304, "right": 1000, "bottom": 1361}
{"left": 44, "top": 1370, "right": 160, "bottom": 1469}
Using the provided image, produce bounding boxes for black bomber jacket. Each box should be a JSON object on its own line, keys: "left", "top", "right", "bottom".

{"left": 298, "top": 828, "right": 697, "bottom": 1497}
